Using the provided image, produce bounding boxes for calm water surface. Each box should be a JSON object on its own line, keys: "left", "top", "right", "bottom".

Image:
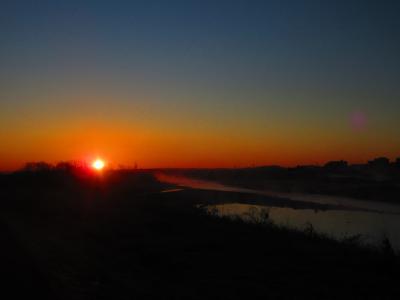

{"left": 158, "top": 174, "right": 400, "bottom": 250}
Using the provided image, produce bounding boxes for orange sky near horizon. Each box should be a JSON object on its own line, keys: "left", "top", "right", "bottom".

{"left": 1, "top": 86, "right": 399, "bottom": 171}
{"left": 1, "top": 113, "right": 399, "bottom": 171}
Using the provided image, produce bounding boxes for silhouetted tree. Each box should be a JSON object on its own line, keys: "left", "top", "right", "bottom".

{"left": 324, "top": 160, "right": 348, "bottom": 170}
{"left": 23, "top": 162, "right": 53, "bottom": 172}
{"left": 55, "top": 162, "right": 74, "bottom": 172}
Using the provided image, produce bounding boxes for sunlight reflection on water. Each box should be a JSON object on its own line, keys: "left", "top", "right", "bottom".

{"left": 203, "top": 203, "right": 400, "bottom": 251}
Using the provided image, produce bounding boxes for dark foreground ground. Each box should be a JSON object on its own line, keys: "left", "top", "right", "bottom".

{"left": 0, "top": 170, "right": 399, "bottom": 299}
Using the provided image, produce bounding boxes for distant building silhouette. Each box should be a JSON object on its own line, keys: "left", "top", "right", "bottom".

{"left": 368, "top": 157, "right": 390, "bottom": 168}
{"left": 395, "top": 157, "right": 400, "bottom": 167}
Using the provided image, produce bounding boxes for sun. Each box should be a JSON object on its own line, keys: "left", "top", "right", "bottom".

{"left": 92, "top": 159, "right": 105, "bottom": 171}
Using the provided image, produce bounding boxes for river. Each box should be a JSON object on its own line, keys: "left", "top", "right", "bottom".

{"left": 157, "top": 173, "right": 400, "bottom": 251}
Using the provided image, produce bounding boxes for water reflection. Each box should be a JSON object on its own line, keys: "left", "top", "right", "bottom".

{"left": 157, "top": 174, "right": 400, "bottom": 251}
{"left": 161, "top": 188, "right": 184, "bottom": 193}
{"left": 203, "top": 203, "right": 400, "bottom": 251}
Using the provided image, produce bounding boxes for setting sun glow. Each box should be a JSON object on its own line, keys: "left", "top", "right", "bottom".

{"left": 92, "top": 159, "right": 105, "bottom": 171}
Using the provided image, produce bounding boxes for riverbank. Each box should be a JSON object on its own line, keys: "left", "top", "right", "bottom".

{"left": 165, "top": 165, "right": 400, "bottom": 205}
{"left": 1, "top": 170, "right": 399, "bottom": 299}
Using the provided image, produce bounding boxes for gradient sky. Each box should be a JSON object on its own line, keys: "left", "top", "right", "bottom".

{"left": 1, "top": 0, "right": 400, "bottom": 170}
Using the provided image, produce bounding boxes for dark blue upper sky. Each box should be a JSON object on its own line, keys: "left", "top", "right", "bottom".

{"left": 2, "top": 1, "right": 399, "bottom": 84}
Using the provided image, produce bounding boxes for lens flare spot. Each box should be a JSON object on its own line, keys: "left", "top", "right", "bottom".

{"left": 350, "top": 111, "right": 367, "bottom": 131}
